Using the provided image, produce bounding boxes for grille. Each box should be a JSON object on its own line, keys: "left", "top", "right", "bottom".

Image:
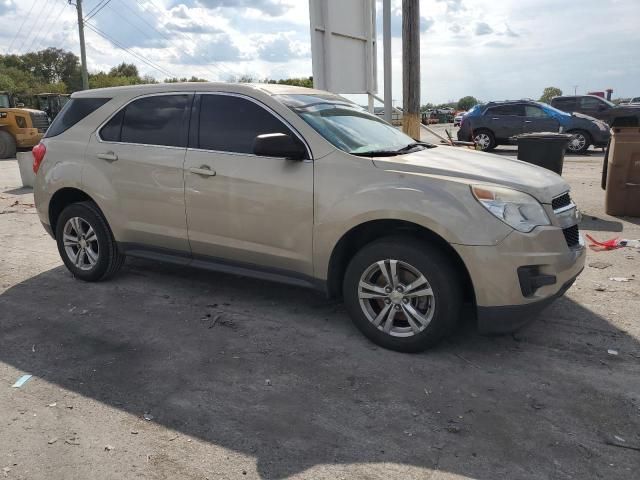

{"left": 552, "top": 193, "right": 571, "bottom": 211}
{"left": 29, "top": 112, "right": 50, "bottom": 133}
{"left": 562, "top": 225, "right": 580, "bottom": 248}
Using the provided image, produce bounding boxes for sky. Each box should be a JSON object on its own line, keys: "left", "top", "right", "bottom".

{"left": 0, "top": 0, "right": 638, "bottom": 104}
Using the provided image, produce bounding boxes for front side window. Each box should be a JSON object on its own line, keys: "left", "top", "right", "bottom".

{"left": 525, "top": 105, "right": 548, "bottom": 117}
{"left": 276, "top": 93, "right": 422, "bottom": 155}
{"left": 580, "top": 96, "right": 611, "bottom": 109}
{"left": 99, "top": 95, "right": 190, "bottom": 147}
{"left": 195, "top": 95, "right": 292, "bottom": 154}
{"left": 45, "top": 97, "right": 110, "bottom": 137}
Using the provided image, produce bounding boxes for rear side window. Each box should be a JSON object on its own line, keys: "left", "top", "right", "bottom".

{"left": 524, "top": 105, "right": 548, "bottom": 117}
{"left": 99, "top": 95, "right": 191, "bottom": 147}
{"left": 44, "top": 98, "right": 110, "bottom": 137}
{"left": 486, "top": 104, "right": 524, "bottom": 116}
{"left": 195, "top": 95, "right": 291, "bottom": 153}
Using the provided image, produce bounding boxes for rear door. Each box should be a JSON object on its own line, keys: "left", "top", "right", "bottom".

{"left": 522, "top": 105, "right": 560, "bottom": 133}
{"left": 84, "top": 93, "right": 192, "bottom": 252}
{"left": 483, "top": 104, "right": 525, "bottom": 140}
{"left": 183, "top": 92, "right": 313, "bottom": 276}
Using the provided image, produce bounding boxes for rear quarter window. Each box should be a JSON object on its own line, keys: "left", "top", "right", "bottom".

{"left": 44, "top": 98, "right": 111, "bottom": 138}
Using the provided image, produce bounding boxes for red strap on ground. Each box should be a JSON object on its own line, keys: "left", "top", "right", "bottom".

{"left": 585, "top": 234, "right": 621, "bottom": 251}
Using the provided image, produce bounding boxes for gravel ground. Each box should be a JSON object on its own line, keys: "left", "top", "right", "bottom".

{"left": 0, "top": 143, "right": 639, "bottom": 480}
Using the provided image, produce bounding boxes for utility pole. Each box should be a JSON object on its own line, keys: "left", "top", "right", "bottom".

{"left": 72, "top": 0, "right": 89, "bottom": 90}
{"left": 383, "top": 0, "right": 392, "bottom": 123}
{"left": 402, "top": 0, "right": 420, "bottom": 140}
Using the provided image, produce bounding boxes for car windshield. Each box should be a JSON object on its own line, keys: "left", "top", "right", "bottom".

{"left": 276, "top": 93, "right": 428, "bottom": 155}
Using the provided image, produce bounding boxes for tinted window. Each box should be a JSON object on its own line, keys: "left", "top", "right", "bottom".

{"left": 525, "top": 105, "right": 548, "bottom": 117}
{"left": 99, "top": 109, "right": 124, "bottom": 142}
{"left": 580, "top": 96, "right": 607, "bottom": 109}
{"left": 197, "top": 95, "right": 291, "bottom": 153}
{"left": 486, "top": 104, "right": 524, "bottom": 116}
{"left": 120, "top": 95, "right": 190, "bottom": 147}
{"left": 45, "top": 98, "right": 110, "bottom": 137}
{"left": 552, "top": 98, "right": 577, "bottom": 111}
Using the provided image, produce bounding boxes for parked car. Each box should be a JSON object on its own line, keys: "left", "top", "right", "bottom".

{"left": 620, "top": 97, "right": 640, "bottom": 106}
{"left": 551, "top": 95, "right": 640, "bottom": 126}
{"left": 457, "top": 100, "right": 610, "bottom": 154}
{"left": 453, "top": 111, "right": 466, "bottom": 127}
{"left": 33, "top": 83, "right": 585, "bottom": 352}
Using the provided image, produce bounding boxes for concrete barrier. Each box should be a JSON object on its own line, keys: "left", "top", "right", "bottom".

{"left": 16, "top": 151, "right": 35, "bottom": 188}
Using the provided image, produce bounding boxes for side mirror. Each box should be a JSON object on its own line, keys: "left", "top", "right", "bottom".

{"left": 16, "top": 102, "right": 24, "bottom": 108}
{"left": 253, "top": 133, "right": 307, "bottom": 160}
{"left": 598, "top": 104, "right": 607, "bottom": 111}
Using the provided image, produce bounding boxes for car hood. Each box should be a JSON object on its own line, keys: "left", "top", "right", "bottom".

{"left": 372, "top": 146, "right": 569, "bottom": 203}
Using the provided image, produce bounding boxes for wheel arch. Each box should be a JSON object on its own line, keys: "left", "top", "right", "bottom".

{"left": 48, "top": 187, "right": 102, "bottom": 239}
{"left": 325, "top": 219, "right": 475, "bottom": 305}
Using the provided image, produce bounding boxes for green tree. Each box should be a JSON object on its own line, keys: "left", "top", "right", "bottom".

{"left": 0, "top": 73, "right": 17, "bottom": 92}
{"left": 539, "top": 87, "right": 562, "bottom": 104}
{"left": 109, "top": 63, "right": 139, "bottom": 78}
{"left": 456, "top": 96, "right": 479, "bottom": 111}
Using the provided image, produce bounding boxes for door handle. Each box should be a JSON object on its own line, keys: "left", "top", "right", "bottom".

{"left": 97, "top": 151, "right": 118, "bottom": 162}
{"left": 189, "top": 166, "right": 216, "bottom": 177}
{"left": 524, "top": 120, "right": 532, "bottom": 123}
{"left": 492, "top": 117, "right": 499, "bottom": 120}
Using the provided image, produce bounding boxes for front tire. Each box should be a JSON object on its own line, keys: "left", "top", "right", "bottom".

{"left": 55, "top": 201, "right": 125, "bottom": 281}
{"left": 567, "top": 130, "right": 591, "bottom": 154}
{"left": 343, "top": 237, "right": 462, "bottom": 353}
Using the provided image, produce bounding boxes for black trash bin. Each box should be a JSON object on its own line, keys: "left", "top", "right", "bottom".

{"left": 514, "top": 132, "right": 573, "bottom": 175}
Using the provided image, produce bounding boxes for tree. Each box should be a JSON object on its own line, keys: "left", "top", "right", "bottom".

{"left": 0, "top": 73, "right": 17, "bottom": 92}
{"left": 539, "top": 87, "right": 562, "bottom": 104}
{"left": 456, "top": 96, "right": 478, "bottom": 111}
{"left": 109, "top": 63, "right": 139, "bottom": 78}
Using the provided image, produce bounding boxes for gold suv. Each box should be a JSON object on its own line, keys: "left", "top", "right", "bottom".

{"left": 33, "top": 83, "right": 585, "bottom": 352}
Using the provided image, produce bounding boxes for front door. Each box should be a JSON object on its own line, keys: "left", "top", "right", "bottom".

{"left": 522, "top": 105, "right": 560, "bottom": 133}
{"left": 484, "top": 104, "right": 525, "bottom": 141}
{"left": 183, "top": 93, "right": 314, "bottom": 276}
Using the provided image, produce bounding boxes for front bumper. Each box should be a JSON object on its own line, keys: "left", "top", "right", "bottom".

{"left": 454, "top": 226, "right": 586, "bottom": 333}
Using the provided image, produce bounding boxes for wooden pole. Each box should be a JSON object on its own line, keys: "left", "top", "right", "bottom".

{"left": 402, "top": 0, "right": 420, "bottom": 140}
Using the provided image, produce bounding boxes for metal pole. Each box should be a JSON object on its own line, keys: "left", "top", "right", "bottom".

{"left": 402, "top": 0, "right": 420, "bottom": 140}
{"left": 383, "top": 0, "right": 392, "bottom": 123}
{"left": 73, "top": 0, "right": 89, "bottom": 90}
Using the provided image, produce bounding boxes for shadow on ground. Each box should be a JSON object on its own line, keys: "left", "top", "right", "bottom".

{"left": 1, "top": 260, "right": 639, "bottom": 479}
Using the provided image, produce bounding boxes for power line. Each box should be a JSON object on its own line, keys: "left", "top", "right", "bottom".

{"left": 84, "top": 0, "right": 112, "bottom": 21}
{"left": 135, "top": 0, "right": 241, "bottom": 80}
{"left": 12, "top": 0, "right": 49, "bottom": 54}
{"left": 6, "top": 0, "right": 41, "bottom": 54}
{"left": 21, "top": 0, "right": 57, "bottom": 54}
{"left": 27, "top": 0, "right": 68, "bottom": 54}
{"left": 83, "top": 20, "right": 177, "bottom": 78}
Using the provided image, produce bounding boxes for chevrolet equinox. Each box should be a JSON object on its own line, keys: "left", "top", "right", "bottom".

{"left": 33, "top": 83, "right": 586, "bottom": 352}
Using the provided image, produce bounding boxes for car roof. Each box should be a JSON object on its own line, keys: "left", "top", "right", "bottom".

{"left": 484, "top": 99, "right": 541, "bottom": 106}
{"left": 71, "top": 82, "right": 329, "bottom": 99}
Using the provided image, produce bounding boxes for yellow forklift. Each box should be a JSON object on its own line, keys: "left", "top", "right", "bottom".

{"left": 0, "top": 91, "right": 49, "bottom": 159}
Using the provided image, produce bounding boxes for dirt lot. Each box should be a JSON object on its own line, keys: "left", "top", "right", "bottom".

{"left": 1, "top": 145, "right": 639, "bottom": 480}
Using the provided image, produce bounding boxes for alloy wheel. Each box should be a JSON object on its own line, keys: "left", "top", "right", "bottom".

{"left": 63, "top": 217, "right": 100, "bottom": 271}
{"left": 358, "top": 259, "right": 436, "bottom": 338}
{"left": 474, "top": 133, "right": 491, "bottom": 150}
{"left": 568, "top": 133, "right": 586, "bottom": 152}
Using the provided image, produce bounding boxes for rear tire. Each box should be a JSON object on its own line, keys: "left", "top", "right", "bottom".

{"left": 567, "top": 130, "right": 591, "bottom": 154}
{"left": 473, "top": 129, "right": 496, "bottom": 151}
{"left": 55, "top": 201, "right": 125, "bottom": 281}
{"left": 343, "top": 237, "right": 462, "bottom": 353}
{"left": 0, "top": 130, "right": 17, "bottom": 159}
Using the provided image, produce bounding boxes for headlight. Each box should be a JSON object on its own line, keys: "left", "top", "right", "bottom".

{"left": 597, "top": 122, "right": 609, "bottom": 132}
{"left": 471, "top": 185, "right": 550, "bottom": 233}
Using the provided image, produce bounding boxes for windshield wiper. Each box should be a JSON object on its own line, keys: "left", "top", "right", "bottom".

{"left": 394, "top": 142, "right": 435, "bottom": 153}
{"left": 351, "top": 150, "right": 403, "bottom": 157}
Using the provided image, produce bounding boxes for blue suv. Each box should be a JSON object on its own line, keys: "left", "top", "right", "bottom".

{"left": 457, "top": 100, "right": 610, "bottom": 154}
